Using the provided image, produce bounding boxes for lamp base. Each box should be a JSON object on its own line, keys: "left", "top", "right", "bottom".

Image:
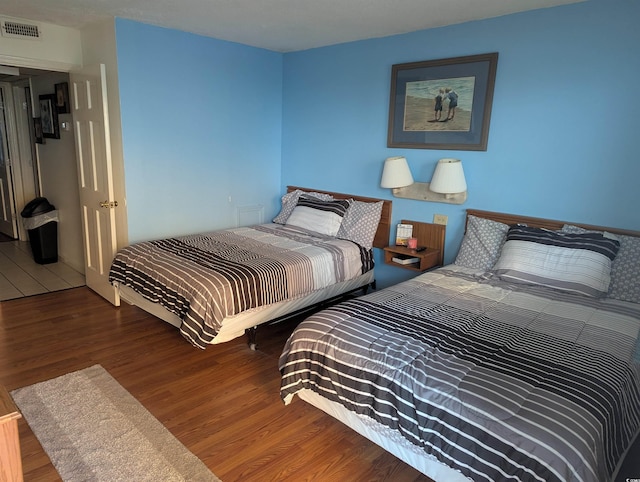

{"left": 392, "top": 182, "right": 467, "bottom": 204}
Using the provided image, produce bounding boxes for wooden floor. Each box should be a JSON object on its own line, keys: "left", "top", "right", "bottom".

{"left": 0, "top": 287, "right": 431, "bottom": 482}
{"left": 0, "top": 240, "right": 85, "bottom": 301}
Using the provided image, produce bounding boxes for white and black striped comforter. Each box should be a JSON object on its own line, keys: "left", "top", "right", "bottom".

{"left": 279, "top": 265, "right": 640, "bottom": 482}
{"left": 109, "top": 224, "right": 373, "bottom": 348}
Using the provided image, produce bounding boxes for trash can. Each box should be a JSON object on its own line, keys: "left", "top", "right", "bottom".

{"left": 21, "top": 197, "right": 59, "bottom": 264}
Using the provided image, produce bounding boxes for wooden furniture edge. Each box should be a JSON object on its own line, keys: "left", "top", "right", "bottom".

{"left": 287, "top": 186, "right": 392, "bottom": 249}
{"left": 0, "top": 384, "right": 23, "bottom": 482}
{"left": 466, "top": 209, "right": 640, "bottom": 238}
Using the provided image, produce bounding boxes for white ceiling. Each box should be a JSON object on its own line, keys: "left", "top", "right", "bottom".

{"left": 0, "top": 0, "right": 583, "bottom": 52}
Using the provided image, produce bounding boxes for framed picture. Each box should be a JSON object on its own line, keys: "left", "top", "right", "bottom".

{"left": 54, "top": 82, "right": 70, "bottom": 114}
{"left": 39, "top": 94, "right": 60, "bottom": 139}
{"left": 387, "top": 53, "right": 498, "bottom": 151}
{"left": 33, "top": 117, "right": 44, "bottom": 144}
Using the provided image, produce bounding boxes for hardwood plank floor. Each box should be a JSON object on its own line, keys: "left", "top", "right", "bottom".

{"left": 0, "top": 241, "right": 84, "bottom": 301}
{"left": 0, "top": 287, "right": 431, "bottom": 482}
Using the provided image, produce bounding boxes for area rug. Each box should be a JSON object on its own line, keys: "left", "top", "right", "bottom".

{"left": 11, "top": 365, "right": 221, "bottom": 482}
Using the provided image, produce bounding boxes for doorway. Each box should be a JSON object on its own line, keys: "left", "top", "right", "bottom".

{"left": 0, "top": 67, "right": 85, "bottom": 300}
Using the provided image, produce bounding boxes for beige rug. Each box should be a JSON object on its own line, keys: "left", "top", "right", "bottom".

{"left": 11, "top": 365, "right": 220, "bottom": 482}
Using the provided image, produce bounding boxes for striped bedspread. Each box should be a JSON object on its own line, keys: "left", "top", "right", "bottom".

{"left": 279, "top": 266, "right": 640, "bottom": 482}
{"left": 109, "top": 223, "right": 373, "bottom": 348}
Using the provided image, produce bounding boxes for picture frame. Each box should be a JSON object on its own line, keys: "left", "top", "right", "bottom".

{"left": 33, "top": 117, "right": 44, "bottom": 144}
{"left": 39, "top": 94, "right": 60, "bottom": 139}
{"left": 54, "top": 82, "right": 70, "bottom": 114}
{"left": 387, "top": 52, "right": 498, "bottom": 151}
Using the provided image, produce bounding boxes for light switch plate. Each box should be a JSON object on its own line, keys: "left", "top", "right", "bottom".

{"left": 433, "top": 214, "right": 448, "bottom": 225}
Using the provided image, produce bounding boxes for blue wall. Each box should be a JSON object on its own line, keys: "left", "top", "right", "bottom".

{"left": 116, "top": 19, "right": 283, "bottom": 243}
{"left": 281, "top": 0, "right": 640, "bottom": 287}
{"left": 114, "top": 0, "right": 639, "bottom": 288}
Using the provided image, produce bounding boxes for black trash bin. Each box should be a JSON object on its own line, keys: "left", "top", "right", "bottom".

{"left": 21, "top": 197, "right": 58, "bottom": 264}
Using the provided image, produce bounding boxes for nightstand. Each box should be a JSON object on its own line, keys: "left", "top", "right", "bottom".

{"left": 383, "top": 220, "right": 446, "bottom": 272}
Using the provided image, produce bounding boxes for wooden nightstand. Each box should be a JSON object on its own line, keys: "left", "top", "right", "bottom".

{"left": 383, "top": 220, "right": 446, "bottom": 272}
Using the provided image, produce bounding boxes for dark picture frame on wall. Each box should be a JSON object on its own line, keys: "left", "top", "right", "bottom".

{"left": 39, "top": 94, "right": 60, "bottom": 139}
{"left": 387, "top": 52, "right": 498, "bottom": 151}
{"left": 54, "top": 82, "right": 70, "bottom": 114}
{"left": 33, "top": 117, "right": 44, "bottom": 144}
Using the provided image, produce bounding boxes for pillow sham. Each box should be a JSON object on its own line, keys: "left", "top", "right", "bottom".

{"left": 273, "top": 190, "right": 333, "bottom": 225}
{"left": 493, "top": 225, "right": 621, "bottom": 298}
{"left": 285, "top": 196, "right": 351, "bottom": 237}
{"left": 336, "top": 200, "right": 383, "bottom": 249}
{"left": 562, "top": 224, "right": 640, "bottom": 304}
{"left": 454, "top": 215, "right": 510, "bottom": 271}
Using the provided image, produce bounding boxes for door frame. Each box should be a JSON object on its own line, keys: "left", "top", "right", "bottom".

{"left": 0, "top": 82, "right": 20, "bottom": 239}
{"left": 7, "top": 80, "right": 39, "bottom": 241}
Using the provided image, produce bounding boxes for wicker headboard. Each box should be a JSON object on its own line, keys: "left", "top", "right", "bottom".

{"left": 287, "top": 186, "right": 392, "bottom": 249}
{"left": 466, "top": 209, "right": 640, "bottom": 238}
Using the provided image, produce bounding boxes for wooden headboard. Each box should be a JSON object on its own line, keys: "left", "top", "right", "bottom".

{"left": 287, "top": 186, "right": 392, "bottom": 249}
{"left": 466, "top": 209, "right": 640, "bottom": 238}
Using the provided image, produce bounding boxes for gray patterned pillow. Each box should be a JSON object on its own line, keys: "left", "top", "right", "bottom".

{"left": 454, "top": 215, "right": 510, "bottom": 271}
{"left": 562, "top": 224, "right": 640, "bottom": 304}
{"left": 336, "top": 200, "right": 383, "bottom": 249}
{"left": 273, "top": 190, "right": 333, "bottom": 224}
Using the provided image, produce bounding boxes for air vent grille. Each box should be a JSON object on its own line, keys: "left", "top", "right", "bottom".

{"left": 1, "top": 19, "right": 41, "bottom": 40}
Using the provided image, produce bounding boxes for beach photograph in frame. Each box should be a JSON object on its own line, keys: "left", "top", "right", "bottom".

{"left": 388, "top": 53, "right": 498, "bottom": 151}
{"left": 39, "top": 94, "right": 60, "bottom": 139}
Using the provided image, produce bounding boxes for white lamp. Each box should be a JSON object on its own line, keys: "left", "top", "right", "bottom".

{"left": 380, "top": 156, "right": 414, "bottom": 188}
{"left": 430, "top": 158, "right": 467, "bottom": 196}
{"left": 381, "top": 157, "right": 467, "bottom": 204}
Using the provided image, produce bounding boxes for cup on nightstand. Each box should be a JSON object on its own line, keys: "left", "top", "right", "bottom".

{"left": 407, "top": 237, "right": 418, "bottom": 249}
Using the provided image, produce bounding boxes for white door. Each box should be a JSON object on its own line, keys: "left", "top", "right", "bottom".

{"left": 0, "top": 85, "right": 18, "bottom": 238}
{"left": 70, "top": 64, "right": 120, "bottom": 305}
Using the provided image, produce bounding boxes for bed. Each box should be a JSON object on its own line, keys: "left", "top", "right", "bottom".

{"left": 279, "top": 209, "right": 640, "bottom": 482}
{"left": 109, "top": 186, "right": 392, "bottom": 349}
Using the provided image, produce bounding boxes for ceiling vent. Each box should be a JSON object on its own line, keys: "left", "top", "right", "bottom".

{"left": 1, "top": 18, "right": 41, "bottom": 40}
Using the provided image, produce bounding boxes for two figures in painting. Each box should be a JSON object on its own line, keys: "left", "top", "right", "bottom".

{"left": 403, "top": 77, "right": 473, "bottom": 132}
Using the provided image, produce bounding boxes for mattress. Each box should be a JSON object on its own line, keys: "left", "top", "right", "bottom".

{"left": 279, "top": 265, "right": 640, "bottom": 481}
{"left": 109, "top": 223, "right": 373, "bottom": 348}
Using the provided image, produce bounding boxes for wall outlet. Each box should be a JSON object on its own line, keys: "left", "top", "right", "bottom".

{"left": 433, "top": 214, "right": 448, "bottom": 225}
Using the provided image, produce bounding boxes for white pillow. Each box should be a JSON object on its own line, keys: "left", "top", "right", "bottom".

{"left": 285, "top": 197, "right": 350, "bottom": 237}
{"left": 562, "top": 224, "right": 640, "bottom": 304}
{"left": 273, "top": 190, "right": 333, "bottom": 224}
{"left": 493, "top": 225, "right": 621, "bottom": 298}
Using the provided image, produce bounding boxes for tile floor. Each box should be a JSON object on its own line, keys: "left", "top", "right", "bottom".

{"left": 0, "top": 240, "right": 85, "bottom": 301}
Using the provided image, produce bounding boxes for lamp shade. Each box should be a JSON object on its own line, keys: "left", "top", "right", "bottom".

{"left": 380, "top": 156, "right": 414, "bottom": 188}
{"left": 429, "top": 158, "right": 467, "bottom": 194}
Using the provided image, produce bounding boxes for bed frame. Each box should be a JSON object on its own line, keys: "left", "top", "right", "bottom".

{"left": 294, "top": 208, "right": 640, "bottom": 481}
{"left": 466, "top": 208, "right": 640, "bottom": 237}
{"left": 117, "top": 186, "right": 393, "bottom": 349}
